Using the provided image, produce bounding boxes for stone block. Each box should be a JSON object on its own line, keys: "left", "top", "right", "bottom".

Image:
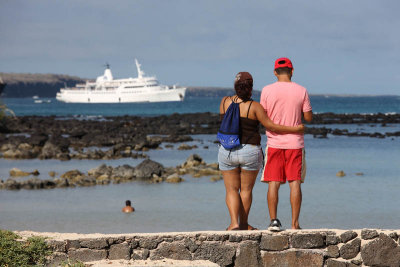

{"left": 174, "top": 235, "right": 185, "bottom": 241}
{"left": 389, "top": 232, "right": 399, "bottom": 241}
{"left": 193, "top": 241, "right": 236, "bottom": 267}
{"left": 150, "top": 241, "right": 192, "bottom": 260}
{"left": 240, "top": 233, "right": 262, "bottom": 241}
{"left": 291, "top": 233, "right": 325, "bottom": 249}
{"left": 340, "top": 238, "right": 360, "bottom": 259}
{"left": 228, "top": 234, "right": 242, "bottom": 242}
{"left": 234, "top": 241, "right": 262, "bottom": 267}
{"left": 131, "top": 249, "right": 149, "bottom": 260}
{"left": 47, "top": 240, "right": 66, "bottom": 252}
{"left": 138, "top": 236, "right": 162, "bottom": 249}
{"left": 184, "top": 238, "right": 199, "bottom": 253}
{"left": 128, "top": 239, "right": 139, "bottom": 249}
{"left": 340, "top": 231, "right": 357, "bottom": 243}
{"left": 108, "top": 236, "right": 125, "bottom": 245}
{"left": 261, "top": 249, "right": 324, "bottom": 267}
{"left": 350, "top": 259, "right": 362, "bottom": 265}
{"left": 361, "top": 233, "right": 400, "bottom": 267}
{"left": 260, "top": 235, "right": 289, "bottom": 251}
{"left": 326, "top": 245, "right": 340, "bottom": 258}
{"left": 108, "top": 242, "right": 131, "bottom": 260}
{"left": 66, "top": 240, "right": 81, "bottom": 250}
{"left": 206, "top": 234, "right": 225, "bottom": 241}
{"left": 68, "top": 248, "right": 107, "bottom": 262}
{"left": 80, "top": 238, "right": 108, "bottom": 249}
{"left": 361, "top": 229, "right": 378, "bottom": 240}
{"left": 326, "top": 258, "right": 348, "bottom": 267}
{"left": 198, "top": 235, "right": 207, "bottom": 242}
{"left": 326, "top": 235, "right": 340, "bottom": 245}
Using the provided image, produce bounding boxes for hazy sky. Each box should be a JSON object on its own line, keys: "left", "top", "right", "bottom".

{"left": 1, "top": 0, "right": 399, "bottom": 94}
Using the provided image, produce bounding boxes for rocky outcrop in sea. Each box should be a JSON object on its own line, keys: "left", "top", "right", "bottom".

{"left": 0, "top": 113, "right": 399, "bottom": 160}
{"left": 0, "top": 154, "right": 222, "bottom": 190}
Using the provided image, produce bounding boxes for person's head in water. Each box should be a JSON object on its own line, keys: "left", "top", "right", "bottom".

{"left": 234, "top": 72, "right": 253, "bottom": 101}
{"left": 274, "top": 57, "right": 294, "bottom": 82}
{"left": 122, "top": 200, "right": 134, "bottom": 213}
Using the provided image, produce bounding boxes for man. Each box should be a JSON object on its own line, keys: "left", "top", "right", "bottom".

{"left": 122, "top": 200, "right": 135, "bottom": 213}
{"left": 260, "top": 57, "right": 312, "bottom": 231}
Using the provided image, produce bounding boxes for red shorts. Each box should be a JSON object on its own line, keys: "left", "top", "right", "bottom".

{"left": 261, "top": 147, "right": 306, "bottom": 183}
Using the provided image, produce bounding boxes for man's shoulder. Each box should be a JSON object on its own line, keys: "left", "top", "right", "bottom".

{"left": 262, "top": 82, "right": 278, "bottom": 91}
{"left": 291, "top": 82, "right": 308, "bottom": 92}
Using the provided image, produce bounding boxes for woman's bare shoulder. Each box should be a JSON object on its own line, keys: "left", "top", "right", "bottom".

{"left": 220, "top": 96, "right": 232, "bottom": 113}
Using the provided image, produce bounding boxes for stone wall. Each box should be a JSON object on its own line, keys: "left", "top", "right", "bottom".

{"left": 19, "top": 229, "right": 400, "bottom": 266}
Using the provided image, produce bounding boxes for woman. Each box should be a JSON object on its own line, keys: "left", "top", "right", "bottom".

{"left": 218, "top": 72, "right": 304, "bottom": 231}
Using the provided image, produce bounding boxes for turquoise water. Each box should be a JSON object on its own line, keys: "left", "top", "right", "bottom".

{"left": 0, "top": 96, "right": 399, "bottom": 233}
{"left": 3, "top": 95, "right": 400, "bottom": 116}
{"left": 0, "top": 134, "right": 399, "bottom": 233}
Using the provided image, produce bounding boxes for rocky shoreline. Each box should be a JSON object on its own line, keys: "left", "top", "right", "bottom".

{"left": 0, "top": 113, "right": 399, "bottom": 161}
{"left": 0, "top": 154, "right": 221, "bottom": 190}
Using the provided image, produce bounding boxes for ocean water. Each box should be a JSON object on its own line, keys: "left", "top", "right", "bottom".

{"left": 0, "top": 96, "right": 399, "bottom": 233}
{"left": 2, "top": 95, "right": 400, "bottom": 116}
{"left": 0, "top": 134, "right": 399, "bottom": 233}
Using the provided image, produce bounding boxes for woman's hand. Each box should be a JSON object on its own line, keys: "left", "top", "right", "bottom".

{"left": 297, "top": 124, "right": 305, "bottom": 133}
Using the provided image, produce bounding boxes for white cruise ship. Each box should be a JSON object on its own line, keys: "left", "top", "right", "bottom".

{"left": 56, "top": 59, "right": 186, "bottom": 103}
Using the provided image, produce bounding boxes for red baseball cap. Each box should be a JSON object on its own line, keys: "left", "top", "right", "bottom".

{"left": 274, "top": 57, "right": 293, "bottom": 69}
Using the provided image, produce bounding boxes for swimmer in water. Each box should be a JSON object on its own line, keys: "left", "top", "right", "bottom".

{"left": 122, "top": 200, "right": 135, "bottom": 213}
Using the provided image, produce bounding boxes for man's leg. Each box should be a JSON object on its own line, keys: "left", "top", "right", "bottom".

{"left": 288, "top": 180, "right": 302, "bottom": 229}
{"left": 267, "top": 181, "right": 281, "bottom": 220}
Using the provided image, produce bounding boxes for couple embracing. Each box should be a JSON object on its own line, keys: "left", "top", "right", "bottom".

{"left": 218, "top": 58, "right": 313, "bottom": 231}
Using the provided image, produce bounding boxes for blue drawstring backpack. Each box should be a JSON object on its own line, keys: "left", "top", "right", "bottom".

{"left": 217, "top": 99, "right": 241, "bottom": 149}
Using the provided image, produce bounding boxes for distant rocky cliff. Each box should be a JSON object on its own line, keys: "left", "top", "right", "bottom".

{"left": 0, "top": 72, "right": 254, "bottom": 98}
{"left": 0, "top": 72, "right": 88, "bottom": 97}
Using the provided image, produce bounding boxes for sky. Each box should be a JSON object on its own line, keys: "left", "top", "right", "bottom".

{"left": 0, "top": 0, "right": 399, "bottom": 95}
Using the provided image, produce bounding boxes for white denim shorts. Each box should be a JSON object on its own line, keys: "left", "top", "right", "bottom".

{"left": 218, "top": 144, "right": 264, "bottom": 171}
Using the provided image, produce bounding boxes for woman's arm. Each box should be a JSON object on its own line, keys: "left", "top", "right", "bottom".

{"left": 254, "top": 102, "right": 304, "bottom": 133}
{"left": 219, "top": 96, "right": 229, "bottom": 114}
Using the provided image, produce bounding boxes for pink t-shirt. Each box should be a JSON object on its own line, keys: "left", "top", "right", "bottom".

{"left": 260, "top": 82, "right": 312, "bottom": 149}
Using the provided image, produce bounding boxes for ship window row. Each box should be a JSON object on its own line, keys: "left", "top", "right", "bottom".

{"left": 124, "top": 84, "right": 157, "bottom": 89}
{"left": 122, "top": 91, "right": 144, "bottom": 94}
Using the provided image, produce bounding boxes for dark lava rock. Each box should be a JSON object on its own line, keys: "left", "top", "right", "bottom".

{"left": 339, "top": 238, "right": 360, "bottom": 259}
{"left": 361, "top": 229, "right": 379, "bottom": 240}
{"left": 111, "top": 165, "right": 135, "bottom": 180}
{"left": 29, "top": 133, "right": 48, "bottom": 146}
{"left": 134, "top": 159, "right": 164, "bottom": 179}
{"left": 40, "top": 137, "right": 70, "bottom": 159}
{"left": 361, "top": 233, "right": 400, "bottom": 266}
{"left": 340, "top": 231, "right": 358, "bottom": 243}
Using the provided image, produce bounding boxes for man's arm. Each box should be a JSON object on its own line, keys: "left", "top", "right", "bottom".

{"left": 303, "top": 111, "right": 312, "bottom": 123}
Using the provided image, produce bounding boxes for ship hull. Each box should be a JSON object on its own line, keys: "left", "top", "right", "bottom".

{"left": 56, "top": 87, "right": 186, "bottom": 103}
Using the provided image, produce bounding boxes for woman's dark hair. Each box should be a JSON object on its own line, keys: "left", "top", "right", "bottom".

{"left": 125, "top": 200, "right": 131, "bottom": 206}
{"left": 234, "top": 80, "right": 252, "bottom": 101}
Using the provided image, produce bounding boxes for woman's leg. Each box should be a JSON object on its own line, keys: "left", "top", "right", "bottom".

{"left": 222, "top": 168, "right": 241, "bottom": 230}
{"left": 239, "top": 169, "right": 259, "bottom": 230}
